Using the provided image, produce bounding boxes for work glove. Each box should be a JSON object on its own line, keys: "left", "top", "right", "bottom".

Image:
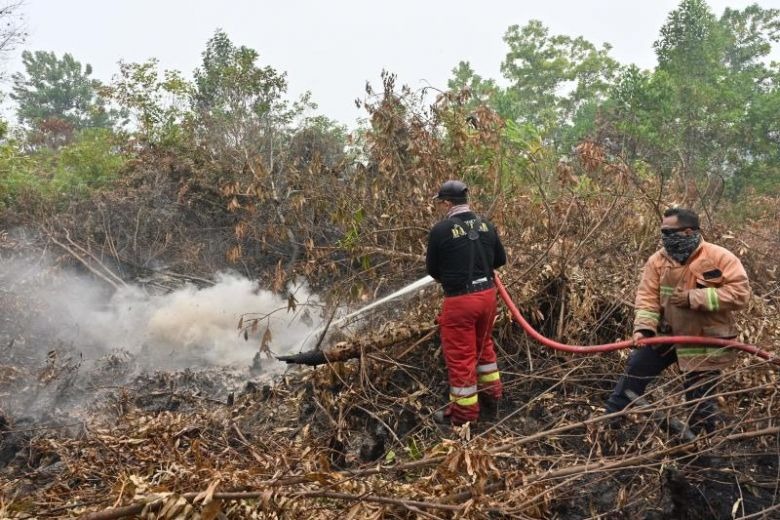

{"left": 669, "top": 288, "right": 691, "bottom": 308}
{"left": 632, "top": 330, "right": 653, "bottom": 347}
{"left": 633, "top": 330, "right": 672, "bottom": 352}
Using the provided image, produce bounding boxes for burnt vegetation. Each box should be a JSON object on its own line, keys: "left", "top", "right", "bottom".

{"left": 1, "top": 2, "right": 780, "bottom": 518}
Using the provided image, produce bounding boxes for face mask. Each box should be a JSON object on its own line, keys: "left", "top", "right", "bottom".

{"left": 662, "top": 231, "right": 701, "bottom": 264}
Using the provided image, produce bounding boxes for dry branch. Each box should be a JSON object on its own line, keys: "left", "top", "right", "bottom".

{"left": 447, "top": 425, "right": 780, "bottom": 504}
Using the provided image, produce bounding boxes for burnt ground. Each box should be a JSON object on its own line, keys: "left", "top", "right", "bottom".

{"left": 1, "top": 246, "right": 778, "bottom": 519}
{"left": 1, "top": 309, "right": 778, "bottom": 519}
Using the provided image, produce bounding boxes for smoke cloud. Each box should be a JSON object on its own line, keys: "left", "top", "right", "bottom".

{"left": 0, "top": 256, "right": 326, "bottom": 371}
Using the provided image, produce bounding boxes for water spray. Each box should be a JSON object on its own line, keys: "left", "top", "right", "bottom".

{"left": 297, "top": 276, "right": 435, "bottom": 351}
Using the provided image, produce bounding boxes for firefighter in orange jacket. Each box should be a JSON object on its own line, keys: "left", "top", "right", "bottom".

{"left": 426, "top": 180, "right": 507, "bottom": 425}
{"left": 605, "top": 207, "right": 751, "bottom": 433}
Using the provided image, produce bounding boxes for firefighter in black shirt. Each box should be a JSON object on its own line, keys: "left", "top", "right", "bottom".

{"left": 426, "top": 180, "right": 507, "bottom": 425}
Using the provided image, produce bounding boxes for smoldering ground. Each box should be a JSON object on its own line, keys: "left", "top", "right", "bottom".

{"left": 0, "top": 255, "right": 329, "bottom": 421}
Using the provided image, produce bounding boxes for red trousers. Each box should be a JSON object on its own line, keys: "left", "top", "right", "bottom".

{"left": 438, "top": 288, "right": 503, "bottom": 423}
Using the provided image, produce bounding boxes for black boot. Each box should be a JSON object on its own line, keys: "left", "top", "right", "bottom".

{"left": 684, "top": 371, "right": 723, "bottom": 435}
{"left": 479, "top": 394, "right": 499, "bottom": 422}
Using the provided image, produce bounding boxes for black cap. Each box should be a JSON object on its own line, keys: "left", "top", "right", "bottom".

{"left": 433, "top": 180, "right": 468, "bottom": 201}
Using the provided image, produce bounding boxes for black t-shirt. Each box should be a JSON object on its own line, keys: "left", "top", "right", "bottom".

{"left": 426, "top": 211, "right": 507, "bottom": 295}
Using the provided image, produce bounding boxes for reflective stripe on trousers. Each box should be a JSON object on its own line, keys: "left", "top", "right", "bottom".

{"left": 450, "top": 385, "right": 478, "bottom": 406}
{"left": 477, "top": 362, "right": 500, "bottom": 383}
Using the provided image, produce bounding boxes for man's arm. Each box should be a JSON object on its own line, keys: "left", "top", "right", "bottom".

{"left": 688, "top": 252, "right": 751, "bottom": 312}
{"left": 634, "top": 256, "right": 662, "bottom": 335}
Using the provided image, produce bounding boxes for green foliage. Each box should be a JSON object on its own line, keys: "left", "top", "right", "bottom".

{"left": 447, "top": 21, "right": 618, "bottom": 151}
{"left": 11, "top": 51, "right": 114, "bottom": 140}
{"left": 655, "top": 0, "right": 725, "bottom": 74}
{"left": 599, "top": 0, "right": 780, "bottom": 198}
{"left": 0, "top": 141, "right": 40, "bottom": 208}
{"left": 194, "top": 30, "right": 288, "bottom": 120}
{"left": 50, "top": 128, "right": 127, "bottom": 195}
{"left": 288, "top": 115, "right": 348, "bottom": 170}
{"left": 501, "top": 119, "right": 544, "bottom": 182}
{"left": 109, "top": 59, "right": 192, "bottom": 147}
{"left": 190, "top": 29, "right": 316, "bottom": 181}
{"left": 338, "top": 207, "right": 366, "bottom": 249}
{"left": 0, "top": 129, "right": 127, "bottom": 209}
{"left": 721, "top": 4, "right": 780, "bottom": 73}
{"left": 447, "top": 61, "right": 500, "bottom": 106}
{"left": 0, "top": 115, "right": 8, "bottom": 141}
{"left": 499, "top": 20, "right": 619, "bottom": 140}
{"left": 193, "top": 30, "right": 294, "bottom": 149}
{"left": 444, "top": 1, "right": 779, "bottom": 197}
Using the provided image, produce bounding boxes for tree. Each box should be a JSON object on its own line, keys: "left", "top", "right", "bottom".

{"left": 448, "top": 21, "right": 618, "bottom": 151}
{"left": 0, "top": 2, "right": 26, "bottom": 80}
{"left": 109, "top": 59, "right": 192, "bottom": 146}
{"left": 720, "top": 4, "right": 780, "bottom": 75}
{"left": 447, "top": 61, "right": 499, "bottom": 105}
{"left": 11, "top": 50, "right": 113, "bottom": 146}
{"left": 499, "top": 20, "right": 619, "bottom": 143}
{"left": 191, "top": 30, "right": 322, "bottom": 271}
{"left": 441, "top": 1, "right": 779, "bottom": 199}
{"left": 192, "top": 29, "right": 298, "bottom": 167}
{"left": 287, "top": 115, "right": 347, "bottom": 172}
{"left": 655, "top": 0, "right": 725, "bottom": 74}
{"left": 652, "top": 0, "right": 778, "bottom": 196}
{"left": 599, "top": 0, "right": 780, "bottom": 203}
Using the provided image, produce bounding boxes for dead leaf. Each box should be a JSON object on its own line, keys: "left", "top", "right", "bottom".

{"left": 201, "top": 500, "right": 222, "bottom": 520}
{"left": 194, "top": 478, "right": 220, "bottom": 504}
{"left": 261, "top": 327, "right": 273, "bottom": 355}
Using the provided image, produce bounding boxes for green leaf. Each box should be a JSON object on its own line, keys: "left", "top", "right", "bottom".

{"left": 384, "top": 450, "right": 396, "bottom": 463}
{"left": 406, "top": 438, "right": 422, "bottom": 460}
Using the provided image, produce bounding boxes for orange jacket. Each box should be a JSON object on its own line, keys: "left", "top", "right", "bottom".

{"left": 633, "top": 240, "right": 751, "bottom": 371}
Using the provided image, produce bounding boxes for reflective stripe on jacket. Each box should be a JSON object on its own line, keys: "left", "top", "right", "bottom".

{"left": 633, "top": 240, "right": 751, "bottom": 371}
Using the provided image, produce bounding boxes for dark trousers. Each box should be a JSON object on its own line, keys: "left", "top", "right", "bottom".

{"left": 606, "top": 345, "right": 721, "bottom": 428}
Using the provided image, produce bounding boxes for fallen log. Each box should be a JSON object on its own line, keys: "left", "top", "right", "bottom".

{"left": 277, "top": 322, "right": 437, "bottom": 366}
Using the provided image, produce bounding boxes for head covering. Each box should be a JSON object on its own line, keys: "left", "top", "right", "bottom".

{"left": 433, "top": 180, "right": 468, "bottom": 201}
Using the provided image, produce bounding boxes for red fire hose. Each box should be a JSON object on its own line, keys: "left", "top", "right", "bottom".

{"left": 494, "top": 273, "right": 780, "bottom": 366}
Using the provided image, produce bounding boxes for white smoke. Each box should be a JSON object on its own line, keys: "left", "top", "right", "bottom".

{"left": 0, "top": 256, "right": 326, "bottom": 371}
{"left": 143, "top": 273, "right": 323, "bottom": 366}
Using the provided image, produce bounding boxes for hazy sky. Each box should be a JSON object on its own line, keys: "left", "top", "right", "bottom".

{"left": 8, "top": 0, "right": 780, "bottom": 125}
